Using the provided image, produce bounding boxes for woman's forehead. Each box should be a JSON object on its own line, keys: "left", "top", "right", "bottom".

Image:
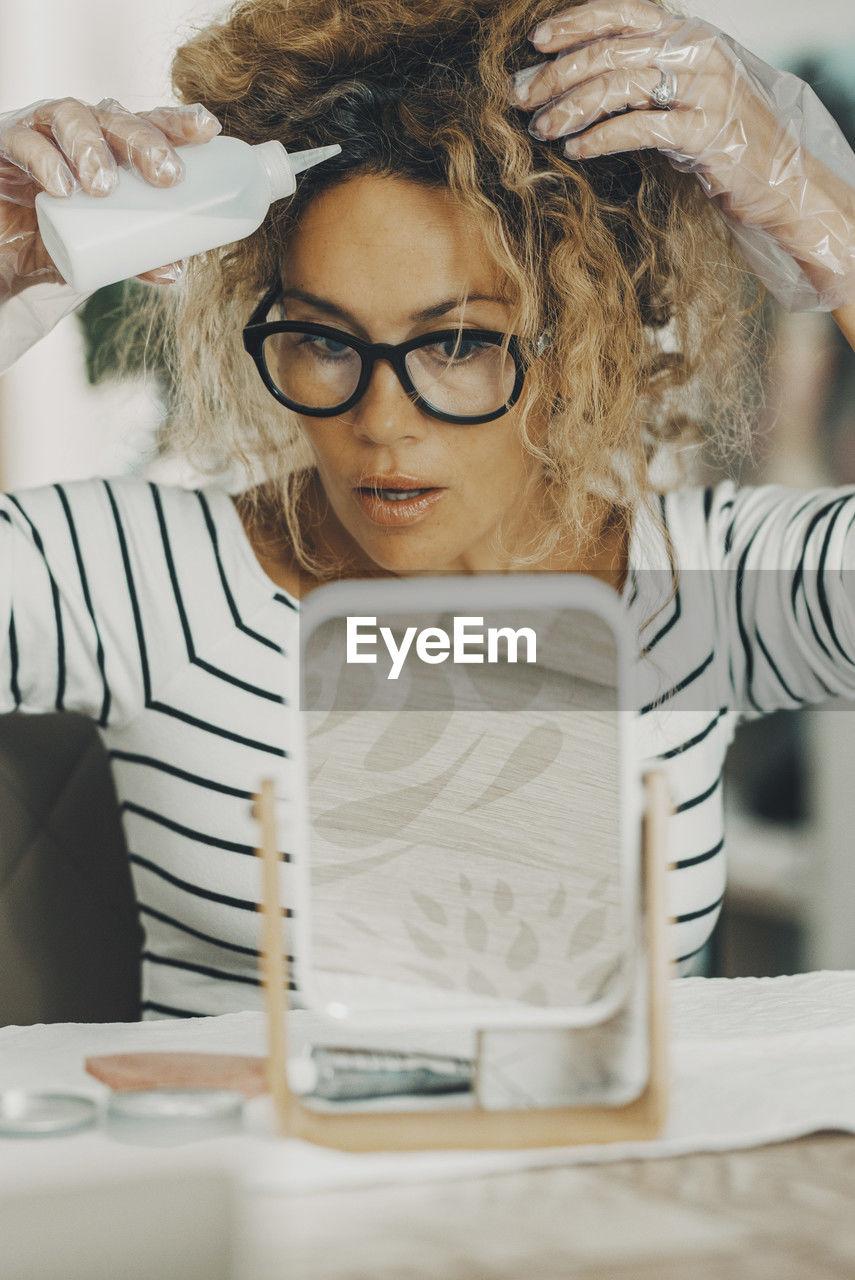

{"left": 280, "top": 173, "right": 512, "bottom": 328}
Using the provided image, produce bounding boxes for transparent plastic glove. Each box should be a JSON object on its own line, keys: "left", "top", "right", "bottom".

{"left": 510, "top": 0, "right": 855, "bottom": 312}
{"left": 0, "top": 96, "right": 222, "bottom": 372}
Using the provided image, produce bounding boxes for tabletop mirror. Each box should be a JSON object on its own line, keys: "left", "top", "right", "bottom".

{"left": 255, "top": 574, "right": 670, "bottom": 1150}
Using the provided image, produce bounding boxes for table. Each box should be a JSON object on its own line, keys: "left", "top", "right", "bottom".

{"left": 239, "top": 1134, "right": 855, "bottom": 1279}
{"left": 3, "top": 973, "right": 855, "bottom": 1279}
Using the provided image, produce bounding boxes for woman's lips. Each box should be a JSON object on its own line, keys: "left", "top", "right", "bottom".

{"left": 352, "top": 483, "right": 446, "bottom": 527}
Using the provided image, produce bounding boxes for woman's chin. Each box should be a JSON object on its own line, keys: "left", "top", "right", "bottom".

{"left": 352, "top": 531, "right": 458, "bottom": 577}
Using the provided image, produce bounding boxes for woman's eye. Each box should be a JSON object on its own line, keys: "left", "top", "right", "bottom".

{"left": 428, "top": 336, "right": 491, "bottom": 363}
{"left": 298, "top": 334, "right": 352, "bottom": 358}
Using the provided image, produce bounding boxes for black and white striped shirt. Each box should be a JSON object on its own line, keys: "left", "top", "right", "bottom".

{"left": 2, "top": 476, "right": 854, "bottom": 1015}
{"left": 0, "top": 478, "right": 295, "bottom": 1018}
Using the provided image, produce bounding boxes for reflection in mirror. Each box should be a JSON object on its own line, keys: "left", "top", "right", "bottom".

{"left": 288, "top": 580, "right": 645, "bottom": 1114}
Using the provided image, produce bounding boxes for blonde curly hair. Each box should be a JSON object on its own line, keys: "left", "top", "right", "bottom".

{"left": 118, "top": 0, "right": 764, "bottom": 573}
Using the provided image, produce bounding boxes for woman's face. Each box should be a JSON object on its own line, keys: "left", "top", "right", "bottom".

{"left": 280, "top": 174, "right": 543, "bottom": 575}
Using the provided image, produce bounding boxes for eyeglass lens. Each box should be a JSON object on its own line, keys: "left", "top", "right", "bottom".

{"left": 262, "top": 331, "right": 517, "bottom": 417}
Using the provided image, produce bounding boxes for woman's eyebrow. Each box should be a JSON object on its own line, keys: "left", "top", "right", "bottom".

{"left": 279, "top": 288, "right": 361, "bottom": 328}
{"left": 413, "top": 294, "right": 510, "bottom": 322}
{"left": 280, "top": 287, "right": 509, "bottom": 328}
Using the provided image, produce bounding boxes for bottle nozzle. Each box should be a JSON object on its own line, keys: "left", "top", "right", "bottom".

{"left": 288, "top": 144, "right": 342, "bottom": 175}
{"left": 255, "top": 140, "right": 343, "bottom": 204}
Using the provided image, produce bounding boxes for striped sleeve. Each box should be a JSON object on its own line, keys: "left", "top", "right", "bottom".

{"left": 0, "top": 481, "right": 148, "bottom": 725}
{"left": 714, "top": 483, "right": 855, "bottom": 717}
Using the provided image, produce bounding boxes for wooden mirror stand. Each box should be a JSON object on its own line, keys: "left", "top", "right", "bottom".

{"left": 254, "top": 770, "right": 671, "bottom": 1152}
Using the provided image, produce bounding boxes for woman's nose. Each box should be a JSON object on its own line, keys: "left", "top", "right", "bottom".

{"left": 349, "top": 359, "right": 427, "bottom": 445}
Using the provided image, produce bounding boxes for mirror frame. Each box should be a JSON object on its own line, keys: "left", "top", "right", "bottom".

{"left": 290, "top": 574, "right": 641, "bottom": 1030}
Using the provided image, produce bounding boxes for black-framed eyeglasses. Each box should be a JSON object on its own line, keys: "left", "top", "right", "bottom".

{"left": 242, "top": 282, "right": 534, "bottom": 425}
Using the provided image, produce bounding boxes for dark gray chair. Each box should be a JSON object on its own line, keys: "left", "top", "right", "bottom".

{"left": 0, "top": 712, "right": 141, "bottom": 1026}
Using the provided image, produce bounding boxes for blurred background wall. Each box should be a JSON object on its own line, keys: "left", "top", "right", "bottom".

{"left": 1, "top": 0, "right": 854, "bottom": 977}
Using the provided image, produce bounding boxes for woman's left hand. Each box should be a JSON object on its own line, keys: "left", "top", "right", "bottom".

{"left": 510, "top": 0, "right": 855, "bottom": 312}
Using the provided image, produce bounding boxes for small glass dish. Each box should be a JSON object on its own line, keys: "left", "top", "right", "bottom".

{"left": 0, "top": 1090, "right": 98, "bottom": 1137}
{"left": 105, "top": 1088, "right": 244, "bottom": 1145}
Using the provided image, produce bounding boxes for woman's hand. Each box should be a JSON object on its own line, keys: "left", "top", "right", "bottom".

{"left": 510, "top": 0, "right": 855, "bottom": 312}
{"left": 0, "top": 97, "right": 222, "bottom": 302}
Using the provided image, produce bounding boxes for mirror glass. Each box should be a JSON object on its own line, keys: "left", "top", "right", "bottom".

{"left": 289, "top": 579, "right": 645, "bottom": 1111}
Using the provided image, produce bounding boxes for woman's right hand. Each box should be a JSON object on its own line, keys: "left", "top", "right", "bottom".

{"left": 0, "top": 96, "right": 222, "bottom": 301}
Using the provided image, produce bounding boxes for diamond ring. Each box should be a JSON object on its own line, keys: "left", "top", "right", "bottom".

{"left": 650, "top": 68, "right": 678, "bottom": 110}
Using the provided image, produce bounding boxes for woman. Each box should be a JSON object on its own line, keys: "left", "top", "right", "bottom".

{"left": 0, "top": 0, "right": 854, "bottom": 1017}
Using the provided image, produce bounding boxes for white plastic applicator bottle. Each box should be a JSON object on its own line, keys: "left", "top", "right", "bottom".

{"left": 33, "top": 137, "right": 341, "bottom": 294}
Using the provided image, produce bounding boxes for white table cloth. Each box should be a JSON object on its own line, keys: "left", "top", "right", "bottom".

{"left": 2, "top": 971, "right": 855, "bottom": 1197}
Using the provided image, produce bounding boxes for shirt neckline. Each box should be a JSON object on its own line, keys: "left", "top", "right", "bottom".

{"left": 205, "top": 483, "right": 663, "bottom": 609}
{"left": 204, "top": 485, "right": 302, "bottom": 610}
